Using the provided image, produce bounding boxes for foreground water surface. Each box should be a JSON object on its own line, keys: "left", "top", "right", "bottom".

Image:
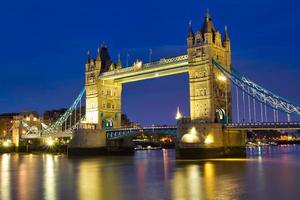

{"left": 1, "top": 146, "right": 300, "bottom": 200}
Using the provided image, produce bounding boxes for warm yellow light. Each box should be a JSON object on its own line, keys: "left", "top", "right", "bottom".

{"left": 217, "top": 75, "right": 227, "bottom": 82}
{"left": 181, "top": 127, "right": 200, "bottom": 143}
{"left": 204, "top": 134, "right": 214, "bottom": 144}
{"left": 3, "top": 140, "right": 11, "bottom": 147}
{"left": 26, "top": 117, "right": 30, "bottom": 121}
{"left": 190, "top": 127, "right": 197, "bottom": 135}
{"left": 33, "top": 117, "right": 37, "bottom": 121}
{"left": 175, "top": 106, "right": 182, "bottom": 120}
{"left": 46, "top": 138, "right": 55, "bottom": 146}
{"left": 181, "top": 133, "right": 200, "bottom": 143}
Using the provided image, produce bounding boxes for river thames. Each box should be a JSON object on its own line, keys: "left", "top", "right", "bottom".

{"left": 1, "top": 146, "right": 300, "bottom": 200}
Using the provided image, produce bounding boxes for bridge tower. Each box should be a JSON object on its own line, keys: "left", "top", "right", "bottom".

{"left": 187, "top": 11, "right": 232, "bottom": 123}
{"left": 177, "top": 11, "right": 245, "bottom": 159}
{"left": 85, "top": 45, "right": 122, "bottom": 129}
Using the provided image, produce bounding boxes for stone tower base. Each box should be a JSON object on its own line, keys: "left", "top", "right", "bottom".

{"left": 68, "top": 129, "right": 107, "bottom": 156}
{"left": 176, "top": 122, "right": 246, "bottom": 159}
{"left": 176, "top": 146, "right": 246, "bottom": 159}
{"left": 67, "top": 128, "right": 134, "bottom": 156}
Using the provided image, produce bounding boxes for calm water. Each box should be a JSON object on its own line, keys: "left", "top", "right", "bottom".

{"left": 1, "top": 146, "right": 300, "bottom": 200}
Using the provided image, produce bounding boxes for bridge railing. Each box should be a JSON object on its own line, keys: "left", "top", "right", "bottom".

{"left": 106, "top": 126, "right": 178, "bottom": 140}
{"left": 100, "top": 54, "right": 188, "bottom": 77}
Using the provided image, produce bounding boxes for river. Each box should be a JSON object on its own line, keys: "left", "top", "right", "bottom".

{"left": 1, "top": 146, "right": 300, "bottom": 200}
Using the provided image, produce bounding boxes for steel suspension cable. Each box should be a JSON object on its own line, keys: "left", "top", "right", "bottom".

{"left": 236, "top": 85, "right": 240, "bottom": 123}
{"left": 260, "top": 102, "right": 263, "bottom": 122}
{"left": 242, "top": 91, "right": 246, "bottom": 122}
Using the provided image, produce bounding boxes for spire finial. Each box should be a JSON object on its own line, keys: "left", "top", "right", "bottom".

{"left": 188, "top": 19, "right": 194, "bottom": 37}
{"left": 224, "top": 25, "right": 230, "bottom": 41}
{"left": 117, "top": 52, "right": 122, "bottom": 69}
{"left": 86, "top": 50, "right": 91, "bottom": 63}
{"left": 206, "top": 8, "right": 210, "bottom": 18}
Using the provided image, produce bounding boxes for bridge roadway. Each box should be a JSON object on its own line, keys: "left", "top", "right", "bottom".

{"left": 99, "top": 55, "right": 189, "bottom": 83}
{"left": 21, "top": 131, "right": 73, "bottom": 139}
{"left": 106, "top": 126, "right": 177, "bottom": 140}
{"left": 226, "top": 122, "right": 300, "bottom": 131}
{"left": 20, "top": 122, "right": 300, "bottom": 140}
{"left": 20, "top": 126, "right": 178, "bottom": 140}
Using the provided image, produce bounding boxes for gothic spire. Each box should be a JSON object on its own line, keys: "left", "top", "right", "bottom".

{"left": 188, "top": 20, "right": 194, "bottom": 37}
{"left": 201, "top": 9, "right": 216, "bottom": 34}
{"left": 86, "top": 50, "right": 91, "bottom": 64}
{"left": 116, "top": 53, "right": 122, "bottom": 69}
{"left": 96, "top": 47, "right": 101, "bottom": 60}
{"left": 223, "top": 25, "right": 230, "bottom": 41}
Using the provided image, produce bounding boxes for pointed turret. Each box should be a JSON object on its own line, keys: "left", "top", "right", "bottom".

{"left": 223, "top": 25, "right": 230, "bottom": 41}
{"left": 116, "top": 53, "right": 122, "bottom": 69}
{"left": 95, "top": 44, "right": 113, "bottom": 73}
{"left": 187, "top": 20, "right": 194, "bottom": 48}
{"left": 223, "top": 26, "right": 231, "bottom": 51}
{"left": 188, "top": 20, "right": 194, "bottom": 38}
{"left": 201, "top": 9, "right": 216, "bottom": 34}
{"left": 96, "top": 47, "right": 101, "bottom": 61}
{"left": 86, "top": 50, "right": 91, "bottom": 64}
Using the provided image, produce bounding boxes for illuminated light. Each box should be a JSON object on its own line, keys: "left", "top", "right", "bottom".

{"left": 133, "top": 59, "right": 142, "bottom": 69}
{"left": 181, "top": 133, "right": 200, "bottom": 143}
{"left": 190, "top": 127, "right": 197, "bottom": 135}
{"left": 204, "top": 134, "right": 214, "bottom": 144}
{"left": 181, "top": 127, "right": 200, "bottom": 143}
{"left": 217, "top": 75, "right": 227, "bottom": 82}
{"left": 46, "top": 138, "right": 55, "bottom": 146}
{"left": 175, "top": 106, "right": 182, "bottom": 120}
{"left": 26, "top": 117, "right": 30, "bottom": 121}
{"left": 3, "top": 140, "right": 11, "bottom": 147}
{"left": 33, "top": 117, "right": 37, "bottom": 121}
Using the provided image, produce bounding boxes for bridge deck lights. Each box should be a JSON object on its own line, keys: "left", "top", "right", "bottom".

{"left": 181, "top": 126, "right": 200, "bottom": 143}
{"left": 46, "top": 138, "right": 55, "bottom": 146}
{"left": 2, "top": 140, "right": 12, "bottom": 147}
{"left": 204, "top": 134, "right": 214, "bottom": 144}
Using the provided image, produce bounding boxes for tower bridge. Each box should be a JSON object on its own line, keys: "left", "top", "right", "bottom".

{"left": 8, "top": 10, "right": 300, "bottom": 158}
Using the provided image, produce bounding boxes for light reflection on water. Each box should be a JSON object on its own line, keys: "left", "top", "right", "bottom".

{"left": 1, "top": 146, "right": 300, "bottom": 199}
{"left": 44, "top": 155, "right": 56, "bottom": 200}
{"left": 1, "top": 154, "right": 11, "bottom": 200}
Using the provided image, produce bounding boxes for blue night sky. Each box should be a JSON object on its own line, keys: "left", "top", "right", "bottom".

{"left": 0, "top": 0, "right": 300, "bottom": 125}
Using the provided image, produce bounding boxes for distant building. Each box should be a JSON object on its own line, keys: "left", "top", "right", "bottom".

{"left": 43, "top": 108, "right": 67, "bottom": 125}
{"left": 0, "top": 113, "right": 19, "bottom": 137}
{"left": 121, "top": 114, "right": 140, "bottom": 128}
{"left": 14, "top": 112, "right": 42, "bottom": 135}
